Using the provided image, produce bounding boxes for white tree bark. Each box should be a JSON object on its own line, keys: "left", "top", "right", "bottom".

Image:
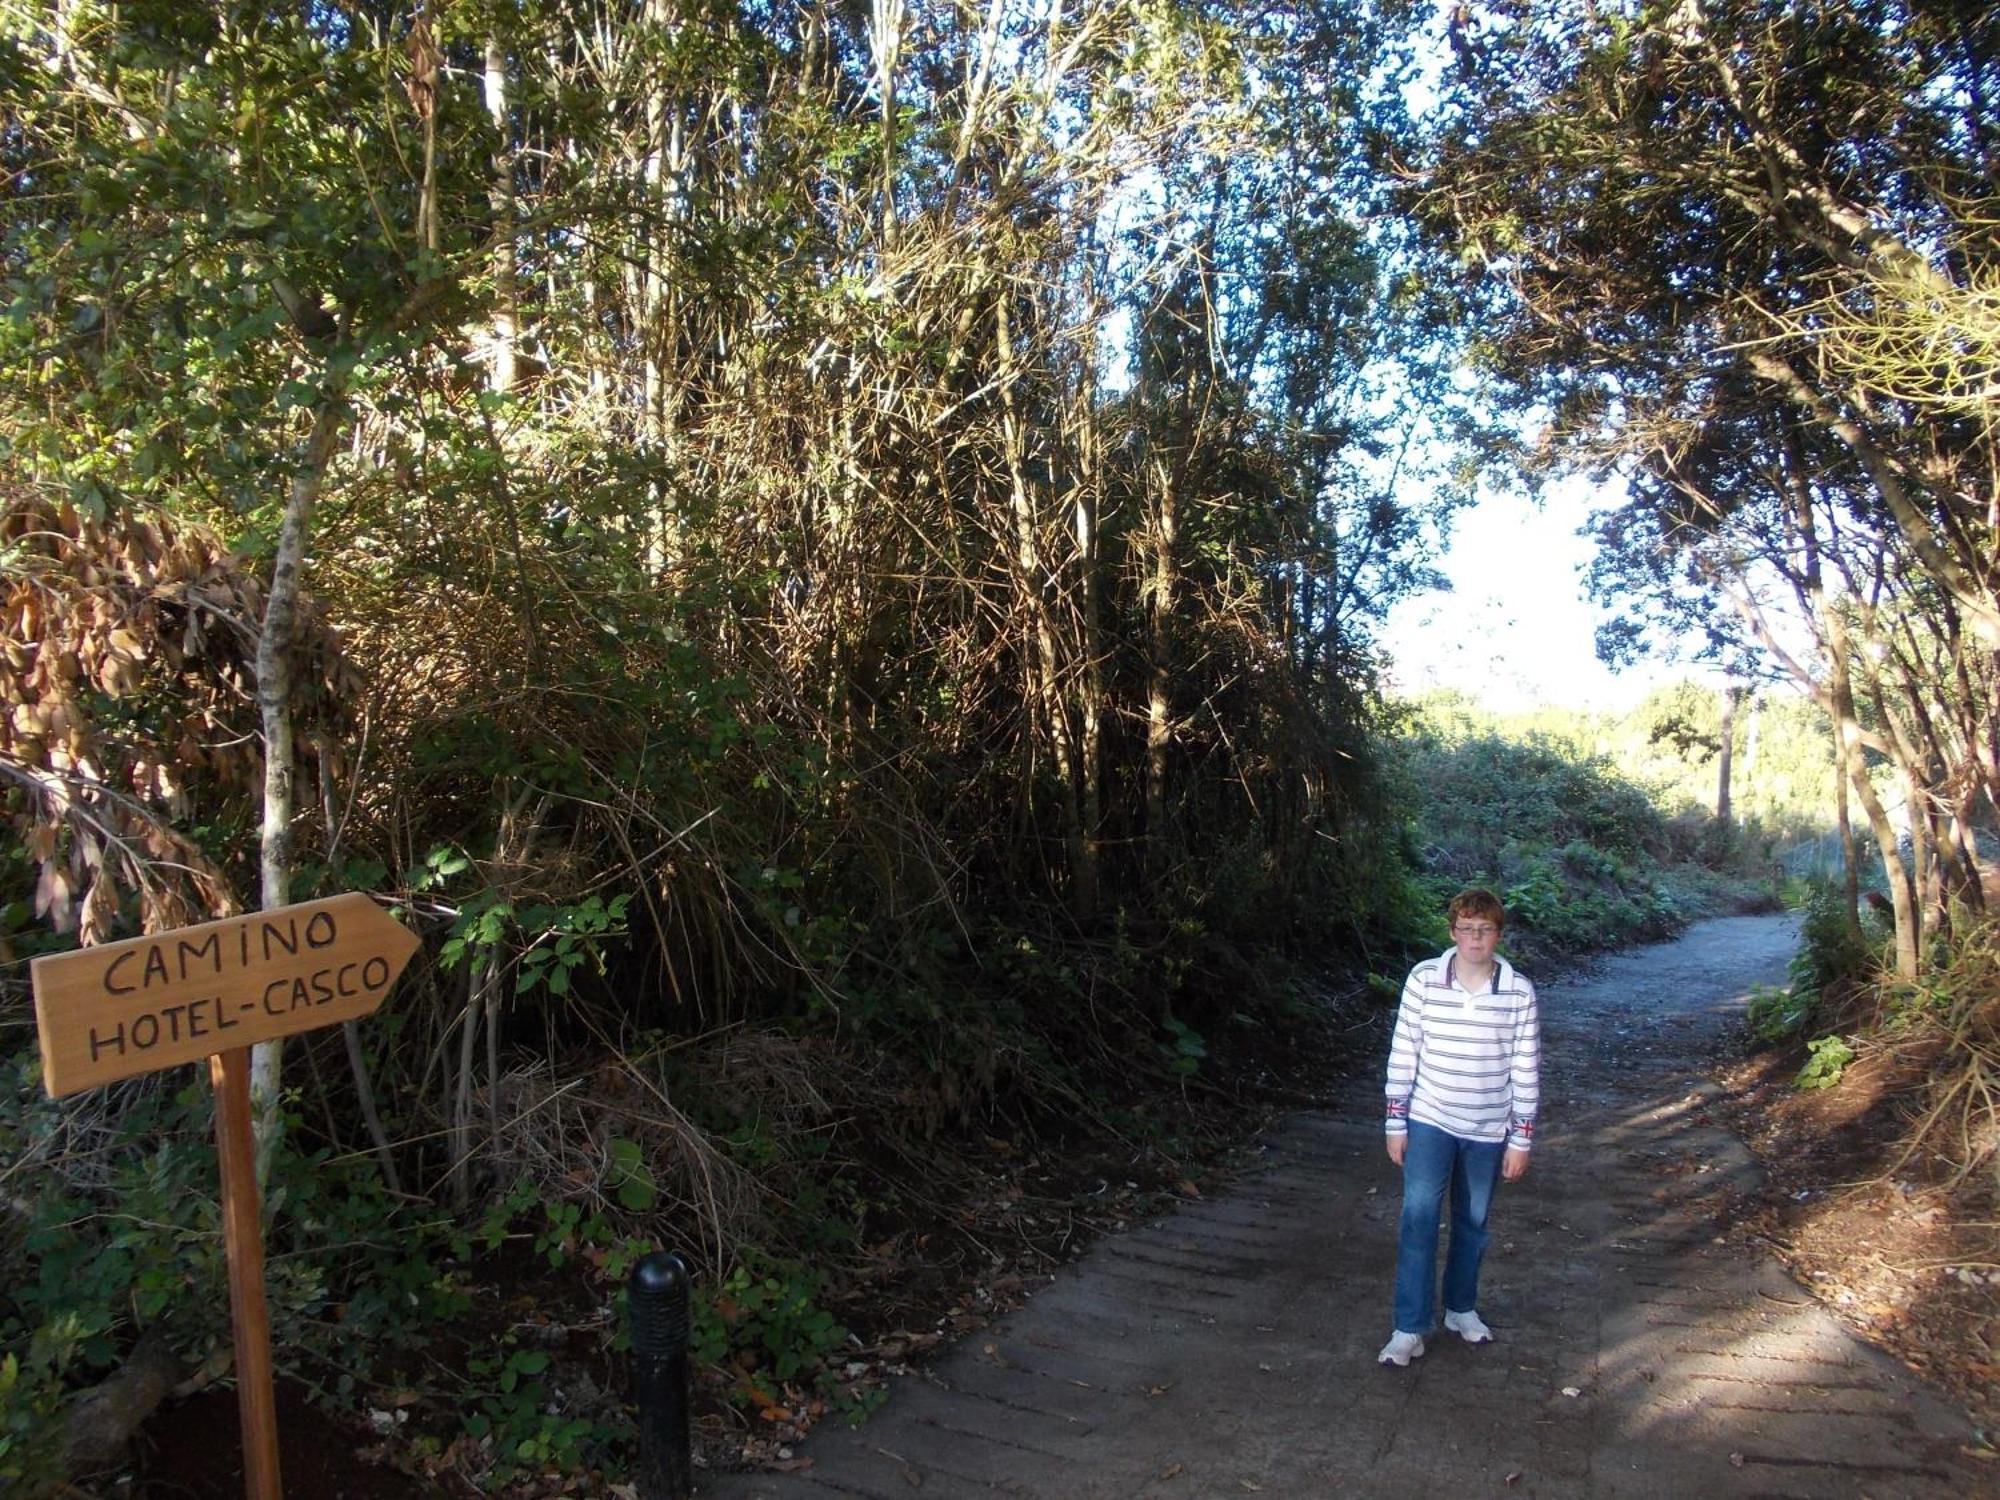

{"left": 252, "top": 388, "right": 350, "bottom": 1182}
{"left": 485, "top": 35, "right": 518, "bottom": 395}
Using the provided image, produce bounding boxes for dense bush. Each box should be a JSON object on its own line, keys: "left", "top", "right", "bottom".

{"left": 1415, "top": 684, "right": 1844, "bottom": 857}
{"left": 1390, "top": 717, "right": 1770, "bottom": 959}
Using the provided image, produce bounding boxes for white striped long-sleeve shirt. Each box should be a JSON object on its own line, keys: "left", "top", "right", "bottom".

{"left": 1384, "top": 950, "right": 1540, "bottom": 1150}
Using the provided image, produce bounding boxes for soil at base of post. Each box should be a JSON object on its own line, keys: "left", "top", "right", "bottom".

{"left": 111, "top": 1380, "right": 446, "bottom": 1500}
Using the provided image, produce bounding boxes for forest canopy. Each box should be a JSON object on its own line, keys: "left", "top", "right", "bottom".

{"left": 1403, "top": 0, "right": 1998, "bottom": 977}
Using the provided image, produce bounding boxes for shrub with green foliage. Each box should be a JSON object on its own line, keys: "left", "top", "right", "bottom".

{"left": 1747, "top": 880, "right": 1877, "bottom": 1045}
{"left": 0, "top": 1066, "right": 494, "bottom": 1485}
{"left": 1390, "top": 713, "right": 1765, "bottom": 957}
{"left": 1747, "top": 983, "right": 1813, "bottom": 1044}
{"left": 0, "top": 1069, "right": 224, "bottom": 1489}
{"left": 0, "top": 1053, "right": 886, "bottom": 1489}
{"left": 1412, "top": 684, "right": 1841, "bottom": 845}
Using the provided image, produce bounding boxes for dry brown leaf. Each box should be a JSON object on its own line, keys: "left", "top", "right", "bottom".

{"left": 78, "top": 874, "right": 119, "bottom": 946}
{"left": 35, "top": 861, "right": 74, "bottom": 929}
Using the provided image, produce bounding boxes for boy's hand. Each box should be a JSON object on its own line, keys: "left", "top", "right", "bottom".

{"left": 1502, "top": 1146, "right": 1531, "bottom": 1182}
{"left": 1386, "top": 1135, "right": 1406, "bottom": 1167}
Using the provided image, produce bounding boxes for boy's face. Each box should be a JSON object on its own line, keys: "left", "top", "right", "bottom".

{"left": 1451, "top": 914, "right": 1501, "bottom": 966}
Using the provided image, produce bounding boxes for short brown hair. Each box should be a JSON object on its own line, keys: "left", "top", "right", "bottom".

{"left": 1447, "top": 887, "right": 1506, "bottom": 930}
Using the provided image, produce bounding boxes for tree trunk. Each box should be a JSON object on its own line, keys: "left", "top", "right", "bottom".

{"left": 252, "top": 386, "right": 350, "bottom": 1183}
{"left": 484, "top": 35, "right": 518, "bottom": 396}
{"left": 640, "top": 0, "right": 675, "bottom": 566}
{"left": 1715, "top": 685, "right": 1738, "bottom": 826}
{"left": 1144, "top": 450, "right": 1179, "bottom": 872}
{"left": 410, "top": 4, "right": 440, "bottom": 254}
{"left": 451, "top": 953, "right": 498, "bottom": 1208}
{"left": 1749, "top": 348, "right": 2000, "bottom": 650}
{"left": 317, "top": 742, "right": 401, "bottom": 1193}
{"left": 1826, "top": 628, "right": 1919, "bottom": 977}
{"left": 1071, "top": 292, "right": 1105, "bottom": 918}
{"left": 61, "top": 1327, "right": 187, "bottom": 1480}
{"left": 1848, "top": 735, "right": 1919, "bottom": 981}
{"left": 1903, "top": 764, "right": 1937, "bottom": 933}
{"left": 1779, "top": 425, "right": 1862, "bottom": 931}
{"left": 871, "top": 0, "right": 904, "bottom": 247}
{"left": 1834, "top": 716, "right": 1861, "bottom": 922}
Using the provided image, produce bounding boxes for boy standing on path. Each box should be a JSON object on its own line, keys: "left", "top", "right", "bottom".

{"left": 1379, "top": 888, "right": 1540, "bottom": 1366}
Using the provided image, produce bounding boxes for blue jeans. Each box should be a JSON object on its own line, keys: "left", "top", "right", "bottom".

{"left": 1393, "top": 1120, "right": 1504, "bottom": 1334}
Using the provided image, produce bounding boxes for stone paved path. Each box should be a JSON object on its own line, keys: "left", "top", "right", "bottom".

{"left": 703, "top": 916, "right": 1991, "bottom": 1498}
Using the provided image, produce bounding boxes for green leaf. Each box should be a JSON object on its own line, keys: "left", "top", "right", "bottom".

{"left": 1795, "top": 1035, "right": 1855, "bottom": 1091}
{"left": 606, "top": 1138, "right": 642, "bottom": 1172}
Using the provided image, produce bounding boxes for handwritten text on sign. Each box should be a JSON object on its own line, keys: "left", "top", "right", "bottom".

{"left": 31, "top": 893, "right": 420, "bottom": 1097}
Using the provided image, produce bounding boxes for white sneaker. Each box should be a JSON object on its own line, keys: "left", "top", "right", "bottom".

{"left": 1378, "top": 1331, "right": 1426, "bottom": 1366}
{"left": 1444, "top": 1309, "right": 1493, "bottom": 1344}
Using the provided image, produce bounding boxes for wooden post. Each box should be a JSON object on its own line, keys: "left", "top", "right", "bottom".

{"left": 211, "top": 1046, "right": 283, "bottom": 1500}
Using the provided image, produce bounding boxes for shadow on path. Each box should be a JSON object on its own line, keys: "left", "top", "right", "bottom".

{"left": 703, "top": 916, "right": 1990, "bottom": 1498}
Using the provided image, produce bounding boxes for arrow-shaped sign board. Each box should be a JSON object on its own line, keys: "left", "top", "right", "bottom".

{"left": 31, "top": 892, "right": 420, "bottom": 1097}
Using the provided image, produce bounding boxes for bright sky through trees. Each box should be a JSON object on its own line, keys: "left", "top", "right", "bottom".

{"left": 1379, "top": 475, "right": 1709, "bottom": 713}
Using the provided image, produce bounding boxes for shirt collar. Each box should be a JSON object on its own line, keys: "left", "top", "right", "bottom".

{"left": 1442, "top": 948, "right": 1507, "bottom": 995}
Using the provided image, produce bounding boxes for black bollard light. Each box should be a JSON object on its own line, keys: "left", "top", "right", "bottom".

{"left": 629, "top": 1249, "right": 694, "bottom": 1500}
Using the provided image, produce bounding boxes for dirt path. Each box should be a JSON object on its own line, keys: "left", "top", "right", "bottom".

{"left": 702, "top": 916, "right": 1991, "bottom": 1498}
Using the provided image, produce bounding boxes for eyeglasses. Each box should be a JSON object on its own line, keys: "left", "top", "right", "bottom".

{"left": 1451, "top": 924, "right": 1499, "bottom": 938}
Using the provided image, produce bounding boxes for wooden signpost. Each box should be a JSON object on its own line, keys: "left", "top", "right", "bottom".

{"left": 32, "top": 893, "right": 420, "bottom": 1500}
